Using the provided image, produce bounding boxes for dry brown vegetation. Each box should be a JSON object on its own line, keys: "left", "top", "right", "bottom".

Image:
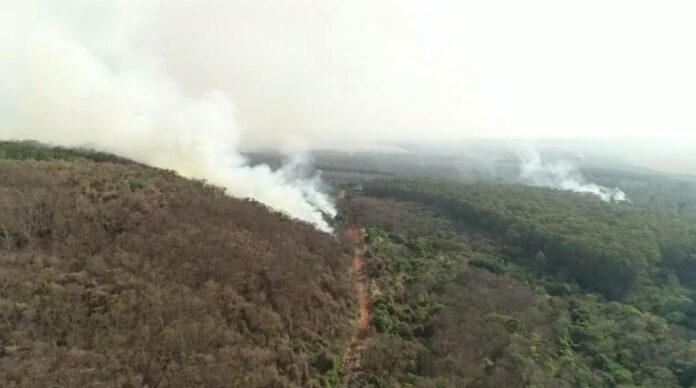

{"left": 0, "top": 157, "right": 354, "bottom": 387}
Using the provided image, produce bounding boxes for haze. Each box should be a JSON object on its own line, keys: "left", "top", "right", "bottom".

{"left": 128, "top": 0, "right": 696, "bottom": 145}
{"left": 2, "top": 0, "right": 696, "bottom": 230}
{"left": 4, "top": 0, "right": 696, "bottom": 149}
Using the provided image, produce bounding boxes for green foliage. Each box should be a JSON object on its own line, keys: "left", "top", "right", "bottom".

{"left": 348, "top": 185, "right": 696, "bottom": 387}
{"left": 469, "top": 257, "right": 506, "bottom": 274}
{"left": 364, "top": 178, "right": 696, "bottom": 303}
{"left": 7, "top": 143, "right": 696, "bottom": 387}
{"left": 127, "top": 176, "right": 147, "bottom": 190}
{"left": 317, "top": 352, "right": 340, "bottom": 387}
{"left": 551, "top": 298, "right": 685, "bottom": 387}
{"left": 0, "top": 140, "right": 133, "bottom": 164}
{"left": 365, "top": 225, "right": 390, "bottom": 244}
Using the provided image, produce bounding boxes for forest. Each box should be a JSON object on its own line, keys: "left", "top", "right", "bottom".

{"left": 4, "top": 141, "right": 696, "bottom": 387}
{"left": 340, "top": 177, "right": 696, "bottom": 387}
{"left": 0, "top": 141, "right": 355, "bottom": 387}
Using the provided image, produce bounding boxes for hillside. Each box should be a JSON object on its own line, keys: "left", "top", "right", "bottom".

{"left": 5, "top": 141, "right": 696, "bottom": 387}
{"left": 339, "top": 179, "right": 696, "bottom": 387}
{"left": 0, "top": 143, "right": 355, "bottom": 387}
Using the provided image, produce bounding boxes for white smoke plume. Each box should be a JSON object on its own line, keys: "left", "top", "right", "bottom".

{"left": 0, "top": 1, "right": 336, "bottom": 232}
{"left": 517, "top": 147, "right": 627, "bottom": 202}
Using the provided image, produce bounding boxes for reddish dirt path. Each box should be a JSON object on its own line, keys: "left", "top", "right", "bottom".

{"left": 348, "top": 224, "right": 369, "bottom": 333}
{"left": 340, "top": 222, "right": 369, "bottom": 382}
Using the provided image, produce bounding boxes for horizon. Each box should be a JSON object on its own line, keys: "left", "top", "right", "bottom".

{"left": 2, "top": 1, "right": 696, "bottom": 149}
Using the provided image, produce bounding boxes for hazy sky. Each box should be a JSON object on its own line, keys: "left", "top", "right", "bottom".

{"left": 3, "top": 0, "right": 696, "bottom": 148}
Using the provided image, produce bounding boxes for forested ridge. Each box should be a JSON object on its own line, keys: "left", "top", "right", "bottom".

{"left": 5, "top": 140, "right": 696, "bottom": 387}
{"left": 364, "top": 179, "right": 696, "bottom": 301}
{"left": 345, "top": 179, "right": 696, "bottom": 387}
{"left": 0, "top": 142, "right": 355, "bottom": 387}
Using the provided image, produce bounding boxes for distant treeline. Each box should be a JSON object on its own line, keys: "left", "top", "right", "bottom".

{"left": 0, "top": 140, "right": 134, "bottom": 164}
{"left": 347, "top": 192, "right": 696, "bottom": 387}
{"left": 364, "top": 179, "right": 696, "bottom": 314}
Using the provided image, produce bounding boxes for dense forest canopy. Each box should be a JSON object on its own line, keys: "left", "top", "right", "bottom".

{"left": 0, "top": 142, "right": 354, "bottom": 387}
{"left": 364, "top": 179, "right": 696, "bottom": 300}
{"left": 4, "top": 141, "right": 696, "bottom": 387}
{"left": 340, "top": 180, "right": 696, "bottom": 387}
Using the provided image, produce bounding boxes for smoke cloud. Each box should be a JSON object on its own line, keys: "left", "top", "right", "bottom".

{"left": 517, "top": 147, "right": 627, "bottom": 202}
{"left": 0, "top": 1, "right": 336, "bottom": 232}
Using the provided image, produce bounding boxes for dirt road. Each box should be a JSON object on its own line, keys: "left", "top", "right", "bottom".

{"left": 340, "top": 222, "right": 369, "bottom": 383}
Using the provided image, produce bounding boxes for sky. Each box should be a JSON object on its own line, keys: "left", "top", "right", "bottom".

{"left": 146, "top": 0, "right": 696, "bottom": 147}
{"left": 1, "top": 0, "right": 695, "bottom": 227}
{"left": 2, "top": 0, "right": 696, "bottom": 149}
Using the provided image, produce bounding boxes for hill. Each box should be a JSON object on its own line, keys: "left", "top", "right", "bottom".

{"left": 0, "top": 142, "right": 354, "bottom": 387}
{"left": 339, "top": 179, "right": 696, "bottom": 387}
{"left": 6, "top": 141, "right": 696, "bottom": 387}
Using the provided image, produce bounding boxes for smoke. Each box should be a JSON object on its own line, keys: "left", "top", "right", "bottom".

{"left": 0, "top": 1, "right": 336, "bottom": 232}
{"left": 517, "top": 147, "right": 627, "bottom": 202}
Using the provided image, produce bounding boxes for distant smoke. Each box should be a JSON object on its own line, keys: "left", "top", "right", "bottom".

{"left": 517, "top": 147, "right": 627, "bottom": 202}
{"left": 0, "top": 1, "right": 336, "bottom": 232}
